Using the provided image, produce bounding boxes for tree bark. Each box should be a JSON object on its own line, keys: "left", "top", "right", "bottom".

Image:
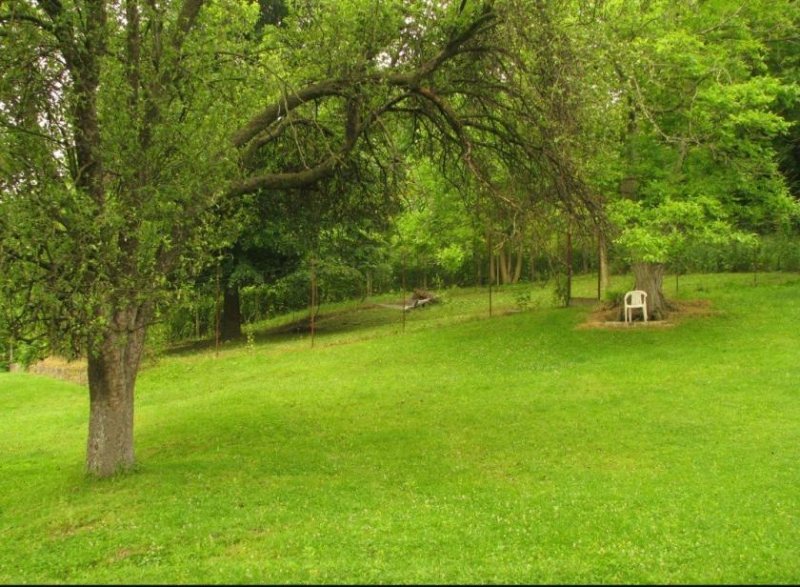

{"left": 512, "top": 246, "right": 523, "bottom": 284}
{"left": 499, "top": 248, "right": 510, "bottom": 284}
{"left": 598, "top": 229, "right": 610, "bottom": 298}
{"left": 86, "top": 306, "right": 149, "bottom": 477}
{"left": 220, "top": 286, "right": 242, "bottom": 341}
{"left": 631, "top": 262, "right": 670, "bottom": 320}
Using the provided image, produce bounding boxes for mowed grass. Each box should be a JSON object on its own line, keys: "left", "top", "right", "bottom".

{"left": 1, "top": 272, "right": 799, "bottom": 584}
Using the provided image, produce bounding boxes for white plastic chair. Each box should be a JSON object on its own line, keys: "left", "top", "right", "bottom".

{"left": 624, "top": 290, "right": 648, "bottom": 323}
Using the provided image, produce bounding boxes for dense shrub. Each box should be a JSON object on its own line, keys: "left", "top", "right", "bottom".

{"left": 0, "top": 339, "right": 48, "bottom": 371}
{"left": 676, "top": 235, "right": 800, "bottom": 274}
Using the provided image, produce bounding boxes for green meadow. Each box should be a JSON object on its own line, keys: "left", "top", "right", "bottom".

{"left": 1, "top": 272, "right": 799, "bottom": 584}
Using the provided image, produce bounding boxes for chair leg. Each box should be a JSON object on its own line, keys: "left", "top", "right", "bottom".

{"left": 643, "top": 305, "right": 648, "bottom": 323}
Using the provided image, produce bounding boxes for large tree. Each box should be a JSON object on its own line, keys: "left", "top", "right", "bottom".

{"left": 587, "top": 0, "right": 799, "bottom": 318}
{"left": 1, "top": 0, "right": 588, "bottom": 476}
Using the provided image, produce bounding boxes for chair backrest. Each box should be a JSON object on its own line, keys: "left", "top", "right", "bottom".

{"left": 624, "top": 290, "right": 647, "bottom": 306}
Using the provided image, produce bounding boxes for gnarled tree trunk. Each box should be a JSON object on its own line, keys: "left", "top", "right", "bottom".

{"left": 631, "top": 262, "right": 671, "bottom": 320}
{"left": 86, "top": 305, "right": 150, "bottom": 477}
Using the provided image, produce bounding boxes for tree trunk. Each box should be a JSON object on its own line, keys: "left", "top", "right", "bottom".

{"left": 631, "top": 262, "right": 670, "bottom": 320}
{"left": 86, "top": 306, "right": 149, "bottom": 477}
{"left": 512, "top": 246, "right": 523, "bottom": 284}
{"left": 499, "top": 248, "right": 511, "bottom": 284}
{"left": 598, "top": 230, "right": 610, "bottom": 299}
{"left": 220, "top": 286, "right": 242, "bottom": 341}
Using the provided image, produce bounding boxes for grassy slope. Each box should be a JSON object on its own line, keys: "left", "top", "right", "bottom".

{"left": 1, "top": 273, "right": 799, "bottom": 583}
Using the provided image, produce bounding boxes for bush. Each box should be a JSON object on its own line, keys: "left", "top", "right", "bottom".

{"left": 760, "top": 235, "right": 800, "bottom": 272}
{"left": 552, "top": 273, "right": 570, "bottom": 307}
{"left": 513, "top": 288, "right": 533, "bottom": 311}
{"left": 674, "top": 234, "right": 800, "bottom": 274}
{"left": 604, "top": 288, "right": 626, "bottom": 306}
{"left": 4, "top": 340, "right": 49, "bottom": 369}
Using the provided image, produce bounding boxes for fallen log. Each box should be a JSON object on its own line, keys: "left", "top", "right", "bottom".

{"left": 374, "top": 290, "right": 439, "bottom": 312}
{"left": 411, "top": 288, "right": 438, "bottom": 303}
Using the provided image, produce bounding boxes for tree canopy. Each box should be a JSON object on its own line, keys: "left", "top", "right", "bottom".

{"left": 1, "top": 0, "right": 595, "bottom": 476}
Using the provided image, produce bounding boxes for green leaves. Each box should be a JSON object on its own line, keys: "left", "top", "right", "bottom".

{"left": 587, "top": 0, "right": 800, "bottom": 274}
{"left": 609, "top": 197, "right": 757, "bottom": 265}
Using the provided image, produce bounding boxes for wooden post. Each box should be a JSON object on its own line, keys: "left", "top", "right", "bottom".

{"left": 310, "top": 255, "right": 316, "bottom": 348}
{"left": 214, "top": 264, "right": 221, "bottom": 357}
{"left": 401, "top": 249, "right": 407, "bottom": 333}
{"left": 488, "top": 232, "right": 493, "bottom": 317}
{"left": 566, "top": 227, "right": 573, "bottom": 306}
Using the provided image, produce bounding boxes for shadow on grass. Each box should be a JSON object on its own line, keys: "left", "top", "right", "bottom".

{"left": 157, "top": 283, "right": 559, "bottom": 360}
{"left": 159, "top": 302, "right": 413, "bottom": 358}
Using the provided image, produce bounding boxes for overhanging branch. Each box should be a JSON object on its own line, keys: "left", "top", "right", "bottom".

{"left": 228, "top": 4, "right": 503, "bottom": 197}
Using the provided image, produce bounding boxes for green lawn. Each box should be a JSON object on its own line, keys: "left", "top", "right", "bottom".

{"left": 1, "top": 272, "right": 799, "bottom": 583}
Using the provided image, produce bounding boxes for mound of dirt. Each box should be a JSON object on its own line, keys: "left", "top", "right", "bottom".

{"left": 578, "top": 299, "right": 717, "bottom": 330}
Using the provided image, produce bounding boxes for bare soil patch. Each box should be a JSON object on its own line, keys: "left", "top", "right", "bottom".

{"left": 578, "top": 299, "right": 717, "bottom": 330}
{"left": 13, "top": 356, "right": 88, "bottom": 386}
